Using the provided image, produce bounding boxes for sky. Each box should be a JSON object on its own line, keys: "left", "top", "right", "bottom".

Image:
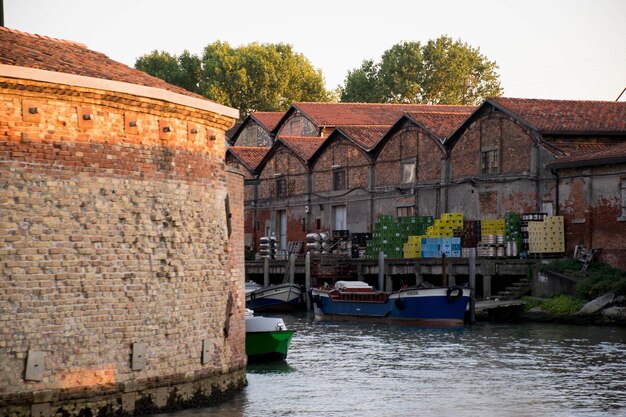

{"left": 5, "top": 0, "right": 626, "bottom": 101}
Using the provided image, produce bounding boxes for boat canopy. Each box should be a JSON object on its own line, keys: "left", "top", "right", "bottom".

{"left": 335, "top": 281, "right": 372, "bottom": 290}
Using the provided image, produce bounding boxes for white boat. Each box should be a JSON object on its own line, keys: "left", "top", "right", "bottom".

{"left": 245, "top": 309, "right": 294, "bottom": 363}
{"left": 246, "top": 283, "right": 303, "bottom": 312}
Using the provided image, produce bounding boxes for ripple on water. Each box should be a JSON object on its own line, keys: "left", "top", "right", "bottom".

{"left": 154, "top": 315, "right": 626, "bottom": 417}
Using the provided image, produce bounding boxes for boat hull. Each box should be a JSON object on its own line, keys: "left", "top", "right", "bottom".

{"left": 246, "top": 283, "right": 303, "bottom": 312}
{"left": 245, "top": 330, "right": 295, "bottom": 363}
{"left": 311, "top": 286, "right": 470, "bottom": 327}
{"left": 245, "top": 312, "right": 294, "bottom": 363}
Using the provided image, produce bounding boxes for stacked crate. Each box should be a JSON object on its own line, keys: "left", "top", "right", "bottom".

{"left": 365, "top": 215, "right": 417, "bottom": 259}
{"left": 462, "top": 220, "right": 481, "bottom": 248}
{"left": 505, "top": 213, "right": 522, "bottom": 246}
{"left": 403, "top": 235, "right": 423, "bottom": 258}
{"left": 528, "top": 216, "right": 565, "bottom": 254}
{"left": 481, "top": 219, "right": 506, "bottom": 236}
{"left": 426, "top": 212, "right": 463, "bottom": 238}
{"left": 400, "top": 215, "right": 433, "bottom": 259}
{"left": 421, "top": 237, "right": 462, "bottom": 258}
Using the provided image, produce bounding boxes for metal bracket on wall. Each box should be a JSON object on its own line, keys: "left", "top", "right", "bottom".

{"left": 131, "top": 343, "right": 146, "bottom": 371}
{"left": 25, "top": 350, "right": 45, "bottom": 381}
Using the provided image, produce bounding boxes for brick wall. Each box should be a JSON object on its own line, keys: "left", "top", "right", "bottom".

{"left": 558, "top": 166, "right": 626, "bottom": 271}
{"left": 0, "top": 77, "right": 245, "bottom": 416}
{"left": 235, "top": 123, "right": 272, "bottom": 147}
{"left": 313, "top": 139, "right": 370, "bottom": 192}
{"left": 448, "top": 112, "right": 542, "bottom": 218}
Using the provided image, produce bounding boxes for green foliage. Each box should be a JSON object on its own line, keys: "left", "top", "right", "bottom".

{"left": 522, "top": 295, "right": 586, "bottom": 314}
{"left": 541, "top": 295, "right": 586, "bottom": 314}
{"left": 539, "top": 258, "right": 626, "bottom": 299}
{"left": 340, "top": 35, "right": 502, "bottom": 105}
{"left": 135, "top": 50, "right": 202, "bottom": 94}
{"left": 135, "top": 42, "right": 331, "bottom": 118}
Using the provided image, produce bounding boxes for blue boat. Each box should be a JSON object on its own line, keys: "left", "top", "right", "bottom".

{"left": 311, "top": 281, "right": 470, "bottom": 326}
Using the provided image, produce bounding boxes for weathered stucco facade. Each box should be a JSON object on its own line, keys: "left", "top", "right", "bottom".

{"left": 0, "top": 28, "right": 245, "bottom": 417}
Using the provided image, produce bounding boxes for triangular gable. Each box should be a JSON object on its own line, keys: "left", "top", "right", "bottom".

{"left": 447, "top": 97, "right": 626, "bottom": 150}
{"left": 226, "top": 146, "right": 270, "bottom": 174}
{"left": 256, "top": 136, "right": 325, "bottom": 173}
{"left": 271, "top": 102, "right": 475, "bottom": 136}
{"left": 308, "top": 126, "right": 389, "bottom": 167}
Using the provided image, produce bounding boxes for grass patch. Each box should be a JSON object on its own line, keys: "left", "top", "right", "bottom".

{"left": 522, "top": 295, "right": 586, "bottom": 314}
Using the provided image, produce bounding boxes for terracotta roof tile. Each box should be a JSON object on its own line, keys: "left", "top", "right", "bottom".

{"left": 336, "top": 126, "right": 391, "bottom": 150}
{"left": 228, "top": 146, "right": 270, "bottom": 171}
{"left": 548, "top": 141, "right": 626, "bottom": 168}
{"left": 292, "top": 102, "right": 474, "bottom": 127}
{"left": 278, "top": 136, "right": 325, "bottom": 161}
{"left": 0, "top": 26, "right": 205, "bottom": 99}
{"left": 405, "top": 111, "right": 473, "bottom": 140}
{"left": 489, "top": 97, "right": 626, "bottom": 133}
{"left": 251, "top": 112, "right": 285, "bottom": 131}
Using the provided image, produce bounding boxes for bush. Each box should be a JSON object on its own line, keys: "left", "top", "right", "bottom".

{"left": 522, "top": 295, "right": 586, "bottom": 314}
{"left": 539, "top": 258, "right": 626, "bottom": 299}
{"left": 541, "top": 295, "right": 586, "bottom": 314}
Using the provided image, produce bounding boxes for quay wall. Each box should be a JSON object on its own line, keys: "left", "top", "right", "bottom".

{"left": 0, "top": 77, "right": 246, "bottom": 416}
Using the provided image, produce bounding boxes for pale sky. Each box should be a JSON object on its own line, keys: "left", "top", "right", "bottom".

{"left": 5, "top": 0, "right": 626, "bottom": 101}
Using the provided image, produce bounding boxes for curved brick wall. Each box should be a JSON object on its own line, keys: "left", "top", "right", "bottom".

{"left": 0, "top": 77, "right": 246, "bottom": 416}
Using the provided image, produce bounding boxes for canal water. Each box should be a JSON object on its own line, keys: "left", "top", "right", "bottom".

{"left": 154, "top": 312, "right": 626, "bottom": 417}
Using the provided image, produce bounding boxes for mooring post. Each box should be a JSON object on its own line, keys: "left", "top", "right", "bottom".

{"left": 378, "top": 251, "right": 385, "bottom": 291}
{"left": 305, "top": 252, "right": 311, "bottom": 311}
{"left": 442, "top": 253, "right": 448, "bottom": 287}
{"left": 263, "top": 257, "right": 270, "bottom": 288}
{"left": 469, "top": 248, "right": 476, "bottom": 324}
{"left": 289, "top": 253, "right": 295, "bottom": 284}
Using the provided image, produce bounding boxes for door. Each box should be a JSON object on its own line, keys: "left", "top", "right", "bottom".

{"left": 277, "top": 210, "right": 287, "bottom": 250}
{"left": 333, "top": 205, "right": 347, "bottom": 231}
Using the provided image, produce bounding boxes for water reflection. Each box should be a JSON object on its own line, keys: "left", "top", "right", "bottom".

{"left": 154, "top": 312, "right": 626, "bottom": 417}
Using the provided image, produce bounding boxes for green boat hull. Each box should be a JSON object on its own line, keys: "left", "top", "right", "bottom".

{"left": 246, "top": 330, "right": 294, "bottom": 363}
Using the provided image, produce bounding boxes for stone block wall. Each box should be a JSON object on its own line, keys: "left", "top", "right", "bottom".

{"left": 0, "top": 77, "right": 245, "bottom": 416}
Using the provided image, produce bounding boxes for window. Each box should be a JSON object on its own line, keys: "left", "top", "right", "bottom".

{"left": 401, "top": 159, "right": 416, "bottom": 184}
{"left": 276, "top": 177, "right": 287, "bottom": 197}
{"left": 481, "top": 149, "right": 500, "bottom": 174}
{"left": 333, "top": 169, "right": 346, "bottom": 191}
{"left": 397, "top": 206, "right": 415, "bottom": 217}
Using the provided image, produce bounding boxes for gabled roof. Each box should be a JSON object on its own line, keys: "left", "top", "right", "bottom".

{"left": 227, "top": 146, "right": 270, "bottom": 173}
{"left": 227, "top": 111, "right": 284, "bottom": 145}
{"left": 0, "top": 27, "right": 238, "bottom": 119}
{"left": 256, "top": 136, "right": 325, "bottom": 173}
{"left": 547, "top": 141, "right": 626, "bottom": 170}
{"left": 334, "top": 126, "right": 392, "bottom": 150}
{"left": 252, "top": 112, "right": 285, "bottom": 131}
{"left": 371, "top": 110, "right": 474, "bottom": 157}
{"left": 308, "top": 126, "right": 390, "bottom": 167}
{"left": 404, "top": 111, "right": 474, "bottom": 141}
{"left": 447, "top": 97, "right": 626, "bottom": 149}
{"left": 488, "top": 97, "right": 626, "bottom": 134}
{"left": 277, "top": 136, "right": 326, "bottom": 161}
{"left": 272, "top": 102, "right": 475, "bottom": 135}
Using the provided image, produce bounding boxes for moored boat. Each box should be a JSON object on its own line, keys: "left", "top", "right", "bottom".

{"left": 246, "top": 283, "right": 303, "bottom": 312}
{"left": 311, "top": 280, "right": 470, "bottom": 326}
{"left": 245, "top": 309, "right": 294, "bottom": 363}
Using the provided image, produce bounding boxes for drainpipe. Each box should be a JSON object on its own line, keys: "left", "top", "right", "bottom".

{"left": 551, "top": 169, "right": 560, "bottom": 215}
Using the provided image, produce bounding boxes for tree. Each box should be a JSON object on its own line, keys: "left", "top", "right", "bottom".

{"left": 340, "top": 36, "right": 503, "bottom": 105}
{"left": 135, "top": 42, "right": 330, "bottom": 118}
{"left": 135, "top": 50, "right": 201, "bottom": 94}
